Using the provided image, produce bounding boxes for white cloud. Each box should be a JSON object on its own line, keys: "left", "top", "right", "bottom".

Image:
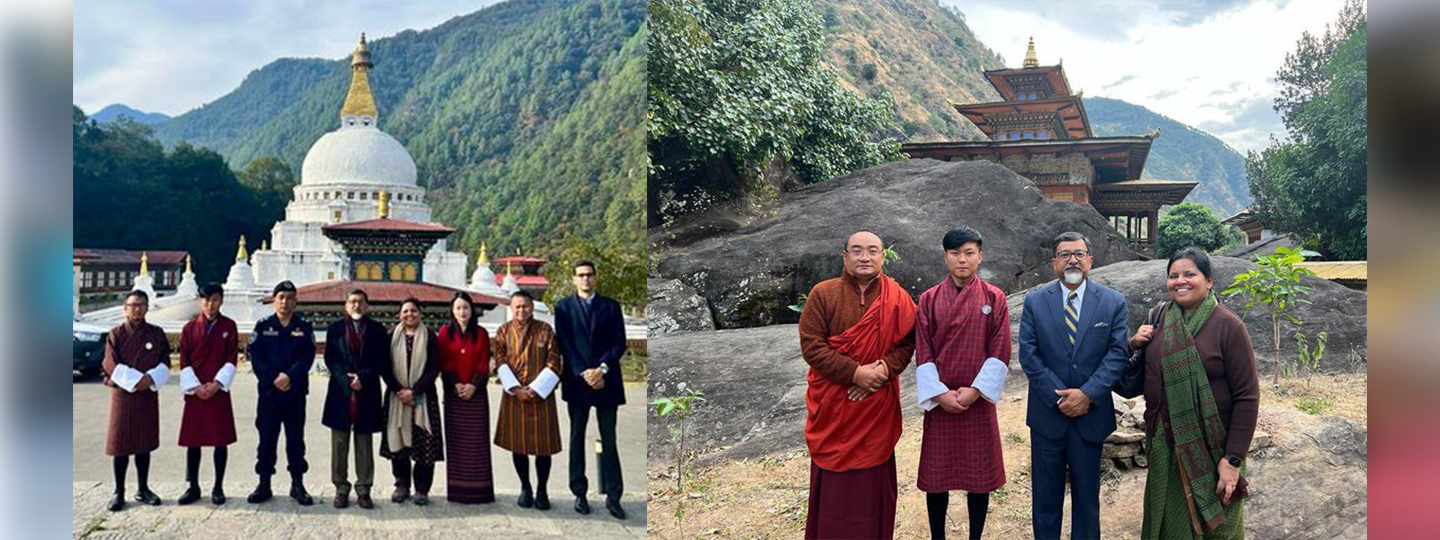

{"left": 948, "top": 0, "right": 1347, "bottom": 152}
{"left": 74, "top": 0, "right": 500, "bottom": 116}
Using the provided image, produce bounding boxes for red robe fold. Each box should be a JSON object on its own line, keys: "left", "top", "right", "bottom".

{"left": 805, "top": 274, "right": 917, "bottom": 472}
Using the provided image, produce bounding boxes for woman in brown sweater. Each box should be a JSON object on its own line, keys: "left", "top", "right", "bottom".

{"left": 1128, "top": 247, "right": 1259, "bottom": 539}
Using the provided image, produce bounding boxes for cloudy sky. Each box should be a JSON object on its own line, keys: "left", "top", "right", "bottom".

{"left": 950, "top": 0, "right": 1349, "bottom": 153}
{"left": 73, "top": 0, "right": 501, "bottom": 117}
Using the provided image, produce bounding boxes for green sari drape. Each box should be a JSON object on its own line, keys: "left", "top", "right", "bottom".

{"left": 1140, "top": 293, "right": 1245, "bottom": 540}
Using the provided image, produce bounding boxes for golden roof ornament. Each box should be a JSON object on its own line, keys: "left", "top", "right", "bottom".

{"left": 1023, "top": 36, "right": 1039, "bottom": 68}
{"left": 236, "top": 235, "right": 248, "bottom": 263}
{"left": 185, "top": 254, "right": 193, "bottom": 274}
{"left": 341, "top": 32, "right": 379, "bottom": 121}
{"left": 477, "top": 242, "right": 490, "bottom": 265}
{"left": 378, "top": 190, "right": 391, "bottom": 218}
{"left": 139, "top": 252, "right": 149, "bottom": 275}
{"left": 260, "top": 239, "right": 268, "bottom": 251}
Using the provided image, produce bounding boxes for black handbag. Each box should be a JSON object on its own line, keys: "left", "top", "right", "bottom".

{"left": 1114, "top": 301, "right": 1168, "bottom": 399}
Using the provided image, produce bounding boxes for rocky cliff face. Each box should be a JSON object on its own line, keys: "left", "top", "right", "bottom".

{"left": 650, "top": 159, "right": 1142, "bottom": 330}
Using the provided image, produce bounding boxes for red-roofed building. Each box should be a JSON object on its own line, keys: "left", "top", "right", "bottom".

{"left": 493, "top": 255, "right": 550, "bottom": 296}
{"left": 271, "top": 280, "right": 506, "bottom": 328}
{"left": 74, "top": 248, "right": 190, "bottom": 297}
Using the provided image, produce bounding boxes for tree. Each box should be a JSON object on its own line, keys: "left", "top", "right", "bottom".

{"left": 648, "top": 0, "right": 902, "bottom": 221}
{"left": 238, "top": 155, "right": 297, "bottom": 217}
{"left": 1155, "top": 202, "right": 1244, "bottom": 258}
{"left": 1245, "top": 0, "right": 1366, "bottom": 260}
{"left": 1222, "top": 247, "right": 1316, "bottom": 384}
{"left": 541, "top": 236, "right": 646, "bottom": 314}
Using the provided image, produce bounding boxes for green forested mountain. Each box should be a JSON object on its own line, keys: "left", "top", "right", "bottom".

{"left": 91, "top": 104, "right": 170, "bottom": 125}
{"left": 818, "top": 0, "right": 1249, "bottom": 216}
{"left": 1087, "top": 97, "right": 1250, "bottom": 217}
{"left": 153, "top": 0, "right": 646, "bottom": 257}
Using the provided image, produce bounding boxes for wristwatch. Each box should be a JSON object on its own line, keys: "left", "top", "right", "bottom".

{"left": 1225, "top": 455, "right": 1242, "bottom": 468}
{"left": 598, "top": 363, "right": 610, "bottom": 375}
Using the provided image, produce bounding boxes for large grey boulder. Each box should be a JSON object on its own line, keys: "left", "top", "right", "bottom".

{"left": 1005, "top": 257, "right": 1367, "bottom": 374}
{"left": 646, "top": 278, "right": 715, "bottom": 336}
{"left": 649, "top": 159, "right": 1142, "bottom": 329}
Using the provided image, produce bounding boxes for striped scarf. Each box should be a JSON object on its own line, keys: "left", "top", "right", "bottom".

{"left": 1157, "top": 292, "right": 1231, "bottom": 535}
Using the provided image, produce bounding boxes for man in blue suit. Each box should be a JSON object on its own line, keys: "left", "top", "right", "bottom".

{"left": 553, "top": 260, "right": 628, "bottom": 520}
{"left": 1019, "top": 232, "right": 1129, "bottom": 540}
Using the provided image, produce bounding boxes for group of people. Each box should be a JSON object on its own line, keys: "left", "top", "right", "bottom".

{"left": 800, "top": 228, "right": 1260, "bottom": 540}
{"left": 100, "top": 261, "right": 630, "bottom": 521}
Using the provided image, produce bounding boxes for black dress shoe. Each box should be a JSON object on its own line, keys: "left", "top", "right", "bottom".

{"left": 534, "top": 489, "right": 551, "bottom": 511}
{"left": 247, "top": 484, "right": 272, "bottom": 504}
{"left": 211, "top": 487, "right": 226, "bottom": 505}
{"left": 134, "top": 488, "right": 161, "bottom": 506}
{"left": 333, "top": 493, "right": 349, "bottom": 509}
{"left": 108, "top": 494, "right": 126, "bottom": 512}
{"left": 606, "top": 499, "right": 627, "bottom": 520}
{"left": 356, "top": 494, "right": 374, "bottom": 509}
{"left": 177, "top": 485, "right": 201, "bottom": 505}
{"left": 517, "top": 487, "right": 533, "bottom": 508}
{"left": 290, "top": 484, "right": 314, "bottom": 506}
{"left": 414, "top": 493, "right": 430, "bottom": 506}
{"left": 574, "top": 497, "right": 591, "bottom": 515}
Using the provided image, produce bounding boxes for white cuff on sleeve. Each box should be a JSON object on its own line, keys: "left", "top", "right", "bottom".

{"left": 973, "top": 357, "right": 1008, "bottom": 404}
{"left": 497, "top": 364, "right": 521, "bottom": 394}
{"left": 916, "top": 362, "right": 949, "bottom": 411}
{"left": 216, "top": 363, "right": 237, "bottom": 392}
{"left": 146, "top": 364, "right": 170, "bottom": 392}
{"left": 111, "top": 364, "right": 142, "bottom": 393}
{"left": 179, "top": 367, "right": 201, "bottom": 395}
{"left": 528, "top": 368, "right": 560, "bottom": 399}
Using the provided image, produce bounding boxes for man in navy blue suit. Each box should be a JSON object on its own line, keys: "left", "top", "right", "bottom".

{"left": 553, "top": 260, "right": 628, "bottom": 520}
{"left": 1018, "top": 232, "right": 1129, "bottom": 540}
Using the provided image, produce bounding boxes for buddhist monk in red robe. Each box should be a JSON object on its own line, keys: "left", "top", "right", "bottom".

{"left": 798, "top": 230, "right": 916, "bottom": 540}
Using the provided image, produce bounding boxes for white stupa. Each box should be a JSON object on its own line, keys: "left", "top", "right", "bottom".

{"left": 130, "top": 252, "right": 156, "bottom": 300}
{"left": 248, "top": 33, "right": 467, "bottom": 290}
{"left": 467, "top": 242, "right": 508, "bottom": 298}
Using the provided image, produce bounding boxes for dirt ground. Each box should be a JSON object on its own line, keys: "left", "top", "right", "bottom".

{"left": 645, "top": 373, "right": 1367, "bottom": 539}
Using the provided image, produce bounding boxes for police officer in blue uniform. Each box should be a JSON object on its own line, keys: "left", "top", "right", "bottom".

{"left": 245, "top": 281, "right": 316, "bottom": 505}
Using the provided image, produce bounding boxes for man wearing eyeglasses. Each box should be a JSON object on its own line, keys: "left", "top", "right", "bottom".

{"left": 554, "top": 260, "right": 628, "bottom": 519}
{"left": 799, "top": 230, "right": 916, "bottom": 539}
{"left": 1018, "top": 232, "right": 1130, "bottom": 540}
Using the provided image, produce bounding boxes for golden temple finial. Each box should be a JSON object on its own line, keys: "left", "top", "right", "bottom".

{"left": 139, "top": 252, "right": 149, "bottom": 275}
{"left": 185, "top": 254, "right": 192, "bottom": 274}
{"left": 1023, "top": 36, "right": 1039, "bottom": 68}
{"left": 341, "top": 32, "right": 378, "bottom": 122}
{"left": 506, "top": 261, "right": 514, "bottom": 276}
{"left": 378, "top": 190, "right": 391, "bottom": 218}
{"left": 260, "top": 239, "right": 268, "bottom": 251}
{"left": 236, "top": 235, "right": 248, "bottom": 263}
{"left": 477, "top": 242, "right": 490, "bottom": 265}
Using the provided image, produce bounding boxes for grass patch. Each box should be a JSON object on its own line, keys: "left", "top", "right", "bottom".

{"left": 621, "top": 350, "right": 647, "bottom": 382}
{"left": 1005, "top": 431, "right": 1026, "bottom": 444}
{"left": 1295, "top": 396, "right": 1334, "bottom": 415}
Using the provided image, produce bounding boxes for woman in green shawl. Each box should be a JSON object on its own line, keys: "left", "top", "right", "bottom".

{"left": 1128, "top": 247, "right": 1261, "bottom": 539}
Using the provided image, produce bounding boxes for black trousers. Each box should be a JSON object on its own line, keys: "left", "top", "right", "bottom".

{"left": 391, "top": 457, "right": 435, "bottom": 494}
{"left": 567, "top": 402, "right": 621, "bottom": 503}
{"left": 254, "top": 396, "right": 307, "bottom": 479}
{"left": 185, "top": 446, "right": 228, "bottom": 488}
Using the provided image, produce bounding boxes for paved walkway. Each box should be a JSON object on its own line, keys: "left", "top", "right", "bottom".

{"left": 73, "top": 371, "right": 646, "bottom": 539}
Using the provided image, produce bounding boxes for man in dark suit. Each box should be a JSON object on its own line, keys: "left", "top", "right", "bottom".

{"left": 246, "top": 280, "right": 316, "bottom": 505}
{"left": 321, "top": 289, "right": 388, "bottom": 509}
{"left": 1018, "top": 232, "right": 1130, "bottom": 540}
{"left": 553, "top": 260, "right": 628, "bottom": 519}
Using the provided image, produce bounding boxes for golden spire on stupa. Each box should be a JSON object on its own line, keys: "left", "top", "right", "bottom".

{"left": 185, "top": 254, "right": 193, "bottom": 274}
{"left": 139, "top": 252, "right": 149, "bottom": 275}
{"left": 236, "top": 235, "right": 249, "bottom": 263}
{"left": 340, "top": 33, "right": 378, "bottom": 122}
{"left": 1023, "top": 36, "right": 1039, "bottom": 68}
{"left": 477, "top": 242, "right": 490, "bottom": 265}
